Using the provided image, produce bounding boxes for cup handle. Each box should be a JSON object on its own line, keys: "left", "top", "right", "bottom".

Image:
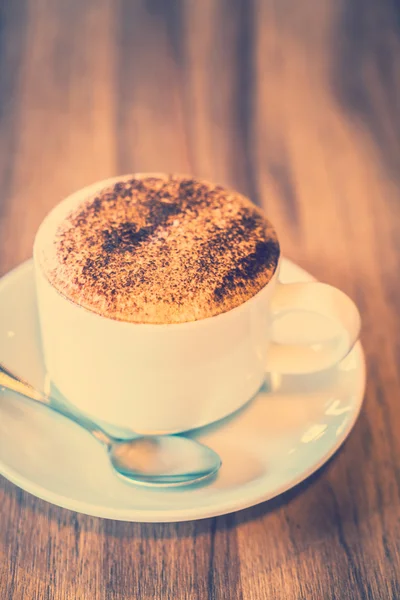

{"left": 267, "top": 281, "right": 361, "bottom": 374}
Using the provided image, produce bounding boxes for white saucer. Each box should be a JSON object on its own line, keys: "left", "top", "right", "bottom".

{"left": 0, "top": 259, "right": 365, "bottom": 522}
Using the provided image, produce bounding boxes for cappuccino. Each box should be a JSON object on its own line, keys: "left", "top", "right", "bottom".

{"left": 36, "top": 174, "right": 280, "bottom": 324}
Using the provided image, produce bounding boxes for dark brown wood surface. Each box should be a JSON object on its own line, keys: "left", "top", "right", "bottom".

{"left": 1, "top": 1, "right": 400, "bottom": 598}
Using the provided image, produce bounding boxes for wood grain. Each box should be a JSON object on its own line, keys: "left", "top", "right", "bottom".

{"left": 1, "top": 0, "right": 400, "bottom": 598}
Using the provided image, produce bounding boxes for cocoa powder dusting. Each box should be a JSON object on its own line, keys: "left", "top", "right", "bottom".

{"left": 39, "top": 174, "right": 280, "bottom": 323}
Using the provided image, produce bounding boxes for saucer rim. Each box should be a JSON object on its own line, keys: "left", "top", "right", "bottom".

{"left": 0, "top": 258, "right": 366, "bottom": 522}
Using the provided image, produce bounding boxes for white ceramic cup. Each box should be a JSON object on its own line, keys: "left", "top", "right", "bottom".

{"left": 33, "top": 176, "right": 361, "bottom": 434}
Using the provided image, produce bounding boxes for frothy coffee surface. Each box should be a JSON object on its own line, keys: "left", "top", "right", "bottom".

{"left": 38, "top": 174, "right": 280, "bottom": 323}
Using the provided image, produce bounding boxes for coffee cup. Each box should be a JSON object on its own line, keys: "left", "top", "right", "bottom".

{"left": 33, "top": 175, "right": 360, "bottom": 434}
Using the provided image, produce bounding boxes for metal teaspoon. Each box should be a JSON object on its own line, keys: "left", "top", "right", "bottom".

{"left": 0, "top": 363, "right": 221, "bottom": 487}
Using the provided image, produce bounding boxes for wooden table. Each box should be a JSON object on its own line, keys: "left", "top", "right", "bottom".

{"left": 1, "top": 1, "right": 399, "bottom": 598}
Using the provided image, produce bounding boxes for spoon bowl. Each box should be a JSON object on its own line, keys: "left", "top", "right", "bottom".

{"left": 110, "top": 436, "right": 221, "bottom": 487}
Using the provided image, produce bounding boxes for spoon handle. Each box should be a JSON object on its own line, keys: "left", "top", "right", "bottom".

{"left": 0, "top": 363, "right": 111, "bottom": 446}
